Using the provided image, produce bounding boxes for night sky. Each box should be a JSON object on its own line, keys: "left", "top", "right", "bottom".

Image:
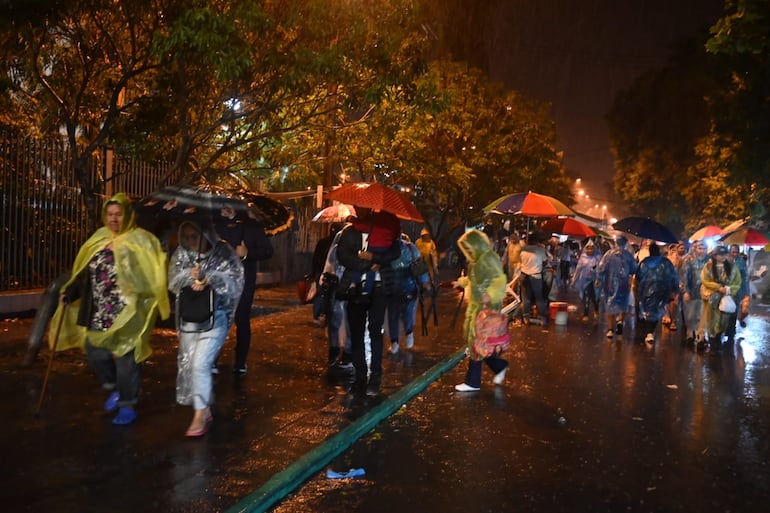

{"left": 439, "top": 0, "right": 725, "bottom": 216}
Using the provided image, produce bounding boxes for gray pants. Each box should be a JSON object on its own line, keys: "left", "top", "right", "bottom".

{"left": 85, "top": 341, "right": 141, "bottom": 407}
{"left": 684, "top": 298, "right": 703, "bottom": 338}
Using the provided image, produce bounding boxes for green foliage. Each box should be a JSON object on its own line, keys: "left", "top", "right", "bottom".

{"left": 700, "top": 0, "right": 770, "bottom": 228}
{"left": 1, "top": 0, "right": 570, "bottom": 241}
{"left": 344, "top": 61, "right": 570, "bottom": 234}
{"left": 681, "top": 131, "right": 749, "bottom": 232}
{"left": 706, "top": 0, "right": 770, "bottom": 56}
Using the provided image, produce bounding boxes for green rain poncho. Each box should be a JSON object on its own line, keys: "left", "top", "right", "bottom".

{"left": 48, "top": 193, "right": 170, "bottom": 362}
{"left": 456, "top": 230, "right": 508, "bottom": 360}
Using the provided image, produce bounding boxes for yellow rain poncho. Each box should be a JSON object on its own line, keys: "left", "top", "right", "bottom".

{"left": 456, "top": 229, "right": 508, "bottom": 360}
{"left": 48, "top": 193, "right": 170, "bottom": 362}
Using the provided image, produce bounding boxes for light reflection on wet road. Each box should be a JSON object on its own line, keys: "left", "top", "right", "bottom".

{"left": 1, "top": 287, "right": 769, "bottom": 512}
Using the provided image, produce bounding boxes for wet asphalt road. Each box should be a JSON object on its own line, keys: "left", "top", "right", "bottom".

{"left": 2, "top": 283, "right": 770, "bottom": 512}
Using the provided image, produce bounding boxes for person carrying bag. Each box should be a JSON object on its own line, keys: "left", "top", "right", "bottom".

{"left": 168, "top": 221, "right": 244, "bottom": 437}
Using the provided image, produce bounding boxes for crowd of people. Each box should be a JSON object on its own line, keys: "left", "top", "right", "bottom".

{"left": 46, "top": 191, "right": 762, "bottom": 427}
{"left": 497, "top": 229, "right": 755, "bottom": 355}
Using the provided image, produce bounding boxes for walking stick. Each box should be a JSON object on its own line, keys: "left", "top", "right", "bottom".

{"left": 425, "top": 287, "right": 438, "bottom": 328}
{"left": 418, "top": 292, "right": 428, "bottom": 336}
{"left": 450, "top": 288, "right": 465, "bottom": 330}
{"left": 35, "top": 304, "right": 65, "bottom": 417}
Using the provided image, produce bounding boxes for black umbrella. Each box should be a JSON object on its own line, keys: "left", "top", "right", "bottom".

{"left": 612, "top": 216, "right": 678, "bottom": 244}
{"left": 135, "top": 183, "right": 293, "bottom": 236}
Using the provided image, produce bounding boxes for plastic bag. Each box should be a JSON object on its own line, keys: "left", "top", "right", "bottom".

{"left": 718, "top": 294, "right": 736, "bottom": 314}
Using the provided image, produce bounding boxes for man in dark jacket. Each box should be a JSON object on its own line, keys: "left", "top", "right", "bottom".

{"left": 335, "top": 208, "right": 400, "bottom": 395}
{"left": 215, "top": 220, "right": 273, "bottom": 374}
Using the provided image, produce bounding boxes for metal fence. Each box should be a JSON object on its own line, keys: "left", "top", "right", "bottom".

{"left": 0, "top": 133, "right": 174, "bottom": 291}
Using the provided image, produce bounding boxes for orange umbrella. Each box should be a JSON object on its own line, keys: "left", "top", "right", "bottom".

{"left": 325, "top": 182, "right": 423, "bottom": 222}
{"left": 541, "top": 217, "right": 596, "bottom": 237}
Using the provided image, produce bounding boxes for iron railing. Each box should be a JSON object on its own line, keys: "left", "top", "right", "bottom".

{"left": 1, "top": 133, "right": 173, "bottom": 291}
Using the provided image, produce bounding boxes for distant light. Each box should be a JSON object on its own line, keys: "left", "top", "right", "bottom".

{"left": 576, "top": 178, "right": 582, "bottom": 183}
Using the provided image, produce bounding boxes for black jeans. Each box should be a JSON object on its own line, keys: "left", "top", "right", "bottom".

{"left": 233, "top": 277, "right": 256, "bottom": 368}
{"left": 85, "top": 341, "right": 140, "bottom": 407}
{"left": 347, "top": 287, "right": 387, "bottom": 389}
{"left": 522, "top": 274, "right": 547, "bottom": 320}
{"left": 464, "top": 354, "right": 508, "bottom": 388}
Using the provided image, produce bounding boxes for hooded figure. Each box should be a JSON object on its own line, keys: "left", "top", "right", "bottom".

{"left": 51, "top": 192, "right": 170, "bottom": 425}
{"left": 699, "top": 245, "right": 741, "bottom": 353}
{"left": 635, "top": 243, "right": 679, "bottom": 343}
{"left": 570, "top": 240, "right": 601, "bottom": 320}
{"left": 596, "top": 235, "right": 637, "bottom": 338}
{"left": 454, "top": 229, "right": 510, "bottom": 392}
{"left": 168, "top": 221, "right": 244, "bottom": 437}
{"left": 415, "top": 226, "right": 439, "bottom": 283}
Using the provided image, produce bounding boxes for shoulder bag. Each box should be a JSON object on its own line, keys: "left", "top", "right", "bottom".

{"left": 178, "top": 285, "right": 215, "bottom": 332}
{"left": 473, "top": 305, "right": 510, "bottom": 358}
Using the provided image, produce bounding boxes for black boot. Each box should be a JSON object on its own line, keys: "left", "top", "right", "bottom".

{"left": 328, "top": 346, "right": 341, "bottom": 366}
{"left": 710, "top": 333, "right": 723, "bottom": 356}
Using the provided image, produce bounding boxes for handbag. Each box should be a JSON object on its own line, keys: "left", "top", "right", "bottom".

{"left": 473, "top": 306, "right": 510, "bottom": 358}
{"left": 718, "top": 294, "right": 737, "bottom": 314}
{"left": 335, "top": 268, "right": 357, "bottom": 300}
{"left": 178, "top": 285, "right": 215, "bottom": 332}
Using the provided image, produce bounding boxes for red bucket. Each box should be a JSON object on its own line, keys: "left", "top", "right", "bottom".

{"left": 549, "top": 302, "right": 568, "bottom": 320}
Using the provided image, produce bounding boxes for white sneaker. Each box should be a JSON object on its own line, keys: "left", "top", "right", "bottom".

{"left": 644, "top": 333, "right": 655, "bottom": 344}
{"left": 605, "top": 329, "right": 614, "bottom": 339}
{"left": 493, "top": 367, "right": 508, "bottom": 385}
{"left": 454, "top": 383, "right": 480, "bottom": 392}
{"left": 389, "top": 342, "right": 399, "bottom": 355}
{"left": 405, "top": 332, "right": 414, "bottom": 349}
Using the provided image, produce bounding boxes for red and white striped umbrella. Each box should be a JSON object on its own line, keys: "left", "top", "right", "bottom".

{"left": 689, "top": 225, "right": 723, "bottom": 242}
{"left": 721, "top": 227, "right": 770, "bottom": 247}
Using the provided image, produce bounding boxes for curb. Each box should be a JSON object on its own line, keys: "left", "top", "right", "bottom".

{"left": 226, "top": 348, "right": 467, "bottom": 513}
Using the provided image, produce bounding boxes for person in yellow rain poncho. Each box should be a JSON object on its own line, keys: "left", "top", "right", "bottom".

{"left": 415, "top": 227, "right": 439, "bottom": 285}
{"left": 453, "top": 229, "right": 510, "bottom": 392}
{"left": 49, "top": 193, "right": 170, "bottom": 425}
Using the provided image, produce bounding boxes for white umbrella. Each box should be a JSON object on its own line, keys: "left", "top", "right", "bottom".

{"left": 312, "top": 203, "right": 356, "bottom": 223}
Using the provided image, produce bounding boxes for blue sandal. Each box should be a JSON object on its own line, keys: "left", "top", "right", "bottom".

{"left": 112, "top": 407, "right": 137, "bottom": 425}
{"left": 103, "top": 391, "right": 120, "bottom": 412}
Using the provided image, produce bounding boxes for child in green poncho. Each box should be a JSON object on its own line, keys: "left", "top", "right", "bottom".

{"left": 453, "top": 230, "right": 510, "bottom": 392}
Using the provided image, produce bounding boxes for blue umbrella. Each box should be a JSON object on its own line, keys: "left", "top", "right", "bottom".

{"left": 612, "top": 217, "right": 678, "bottom": 243}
